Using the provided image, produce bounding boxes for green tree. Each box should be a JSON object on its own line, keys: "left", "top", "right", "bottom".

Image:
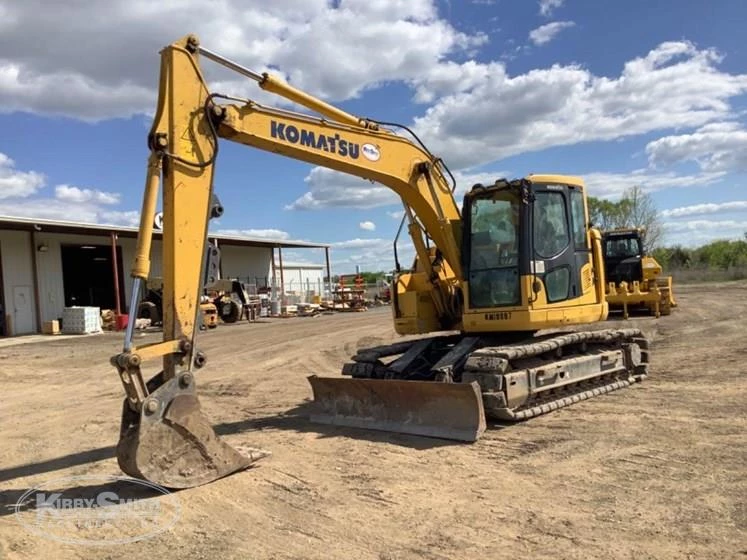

{"left": 588, "top": 186, "right": 663, "bottom": 253}
{"left": 359, "top": 271, "right": 386, "bottom": 283}
{"left": 693, "top": 240, "right": 747, "bottom": 270}
{"left": 588, "top": 197, "right": 628, "bottom": 231}
{"left": 621, "top": 185, "right": 663, "bottom": 252}
{"left": 653, "top": 245, "right": 692, "bottom": 269}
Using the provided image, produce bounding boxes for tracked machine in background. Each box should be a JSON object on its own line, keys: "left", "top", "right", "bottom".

{"left": 205, "top": 279, "right": 261, "bottom": 323}
{"left": 602, "top": 228, "right": 676, "bottom": 319}
{"left": 137, "top": 276, "right": 259, "bottom": 328}
{"left": 138, "top": 277, "right": 219, "bottom": 329}
{"left": 110, "top": 34, "right": 651, "bottom": 489}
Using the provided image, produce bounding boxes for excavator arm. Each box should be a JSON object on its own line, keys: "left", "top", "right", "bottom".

{"left": 111, "top": 35, "right": 479, "bottom": 488}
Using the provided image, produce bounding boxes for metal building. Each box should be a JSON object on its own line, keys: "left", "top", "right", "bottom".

{"left": 273, "top": 262, "right": 326, "bottom": 304}
{"left": 0, "top": 216, "right": 330, "bottom": 336}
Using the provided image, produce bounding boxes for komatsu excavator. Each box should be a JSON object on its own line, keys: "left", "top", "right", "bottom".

{"left": 111, "top": 34, "right": 650, "bottom": 489}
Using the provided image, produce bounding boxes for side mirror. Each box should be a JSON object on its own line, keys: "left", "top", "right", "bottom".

{"left": 533, "top": 279, "right": 542, "bottom": 294}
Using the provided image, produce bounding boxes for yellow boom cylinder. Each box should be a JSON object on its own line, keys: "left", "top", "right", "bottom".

{"left": 259, "top": 73, "right": 377, "bottom": 130}
{"left": 131, "top": 153, "right": 162, "bottom": 279}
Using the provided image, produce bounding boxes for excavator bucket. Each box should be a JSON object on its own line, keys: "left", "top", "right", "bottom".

{"left": 307, "top": 375, "right": 486, "bottom": 442}
{"left": 117, "top": 373, "right": 269, "bottom": 489}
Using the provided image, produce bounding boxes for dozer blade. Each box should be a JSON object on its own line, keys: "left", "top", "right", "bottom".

{"left": 307, "top": 375, "right": 486, "bottom": 442}
{"left": 117, "top": 373, "right": 269, "bottom": 489}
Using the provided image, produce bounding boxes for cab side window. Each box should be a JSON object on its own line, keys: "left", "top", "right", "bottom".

{"left": 533, "top": 191, "right": 570, "bottom": 258}
{"left": 570, "top": 189, "right": 587, "bottom": 249}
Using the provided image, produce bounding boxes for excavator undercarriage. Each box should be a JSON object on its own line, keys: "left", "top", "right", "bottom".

{"left": 309, "top": 328, "right": 648, "bottom": 441}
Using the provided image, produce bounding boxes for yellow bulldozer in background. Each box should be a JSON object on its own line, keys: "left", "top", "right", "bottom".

{"left": 602, "top": 228, "right": 677, "bottom": 319}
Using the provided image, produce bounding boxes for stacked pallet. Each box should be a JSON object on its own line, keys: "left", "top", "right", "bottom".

{"left": 62, "top": 307, "right": 102, "bottom": 334}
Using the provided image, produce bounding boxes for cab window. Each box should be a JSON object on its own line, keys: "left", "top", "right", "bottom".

{"left": 469, "top": 195, "right": 520, "bottom": 307}
{"left": 570, "top": 189, "right": 587, "bottom": 249}
{"left": 533, "top": 191, "right": 569, "bottom": 258}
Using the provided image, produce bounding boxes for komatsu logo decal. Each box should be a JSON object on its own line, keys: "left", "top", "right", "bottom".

{"left": 270, "top": 120, "right": 361, "bottom": 159}
{"left": 361, "top": 143, "right": 381, "bottom": 161}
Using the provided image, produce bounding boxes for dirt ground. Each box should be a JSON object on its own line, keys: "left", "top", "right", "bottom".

{"left": 0, "top": 282, "right": 745, "bottom": 559}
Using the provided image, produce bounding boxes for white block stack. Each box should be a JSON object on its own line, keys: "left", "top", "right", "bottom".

{"left": 62, "top": 306, "right": 102, "bottom": 334}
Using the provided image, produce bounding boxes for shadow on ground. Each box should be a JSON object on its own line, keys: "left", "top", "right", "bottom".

{"left": 215, "top": 400, "right": 509, "bottom": 450}
{"left": 0, "top": 446, "right": 116, "bottom": 485}
{"left": 0, "top": 399, "right": 513, "bottom": 488}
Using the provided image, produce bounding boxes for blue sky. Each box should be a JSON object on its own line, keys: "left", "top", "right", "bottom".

{"left": 0, "top": 0, "right": 745, "bottom": 273}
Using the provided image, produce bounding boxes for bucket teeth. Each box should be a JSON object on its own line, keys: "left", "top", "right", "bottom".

{"left": 117, "top": 374, "right": 269, "bottom": 489}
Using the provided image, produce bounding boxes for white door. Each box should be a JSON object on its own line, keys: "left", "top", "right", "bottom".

{"left": 12, "top": 286, "right": 33, "bottom": 334}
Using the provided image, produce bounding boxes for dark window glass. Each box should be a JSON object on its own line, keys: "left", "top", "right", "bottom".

{"left": 469, "top": 195, "right": 520, "bottom": 307}
{"left": 545, "top": 267, "right": 570, "bottom": 302}
{"left": 605, "top": 238, "right": 641, "bottom": 259}
{"left": 534, "top": 191, "right": 570, "bottom": 258}
{"left": 570, "top": 189, "right": 587, "bottom": 249}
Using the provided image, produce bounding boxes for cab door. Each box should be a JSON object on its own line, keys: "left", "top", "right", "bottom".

{"left": 532, "top": 184, "right": 588, "bottom": 304}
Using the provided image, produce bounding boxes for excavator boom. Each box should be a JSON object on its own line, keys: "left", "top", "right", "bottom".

{"left": 111, "top": 35, "right": 649, "bottom": 488}
{"left": 111, "top": 34, "right": 476, "bottom": 488}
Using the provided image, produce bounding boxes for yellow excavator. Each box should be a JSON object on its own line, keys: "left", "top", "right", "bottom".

{"left": 111, "top": 35, "right": 650, "bottom": 489}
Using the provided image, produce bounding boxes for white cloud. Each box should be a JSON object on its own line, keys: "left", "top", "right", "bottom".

{"left": 287, "top": 165, "right": 507, "bottom": 212}
{"left": 529, "top": 21, "right": 575, "bottom": 46}
{"left": 0, "top": 199, "right": 139, "bottom": 226}
{"left": 646, "top": 122, "right": 747, "bottom": 173}
{"left": 359, "top": 220, "right": 376, "bottom": 231}
{"left": 661, "top": 200, "right": 747, "bottom": 219}
{"left": 663, "top": 219, "right": 747, "bottom": 246}
{"left": 659, "top": 200, "right": 747, "bottom": 244}
{"left": 413, "top": 41, "right": 747, "bottom": 169}
{"left": 387, "top": 210, "right": 405, "bottom": 219}
{"left": 0, "top": 153, "right": 138, "bottom": 225}
{"left": 583, "top": 169, "right": 725, "bottom": 199}
{"left": 665, "top": 219, "right": 747, "bottom": 232}
{"left": 0, "top": 153, "right": 45, "bottom": 199}
{"left": 0, "top": 63, "right": 154, "bottom": 121}
{"left": 329, "top": 237, "right": 415, "bottom": 273}
{"left": 332, "top": 238, "right": 388, "bottom": 250}
{"left": 661, "top": 200, "right": 747, "bottom": 218}
{"left": 413, "top": 60, "right": 504, "bottom": 104}
{"left": 98, "top": 210, "right": 140, "bottom": 227}
{"left": 269, "top": 2, "right": 486, "bottom": 102}
{"left": 285, "top": 167, "right": 400, "bottom": 210}
{"left": 0, "top": 0, "right": 485, "bottom": 120}
{"left": 55, "top": 185, "right": 120, "bottom": 205}
{"left": 539, "top": 0, "right": 564, "bottom": 17}
{"left": 214, "top": 228, "right": 291, "bottom": 240}
{"left": 2, "top": 2, "right": 745, "bottom": 204}
{"left": 452, "top": 170, "right": 512, "bottom": 199}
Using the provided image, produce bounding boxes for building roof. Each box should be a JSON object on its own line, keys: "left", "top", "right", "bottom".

{"left": 0, "top": 215, "right": 329, "bottom": 249}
